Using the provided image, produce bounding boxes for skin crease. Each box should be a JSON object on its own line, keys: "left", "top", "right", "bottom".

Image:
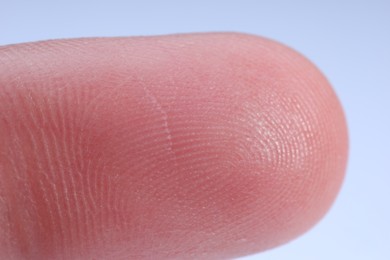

{"left": 0, "top": 33, "right": 348, "bottom": 260}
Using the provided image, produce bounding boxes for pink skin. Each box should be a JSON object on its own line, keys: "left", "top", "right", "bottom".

{"left": 0, "top": 33, "right": 348, "bottom": 259}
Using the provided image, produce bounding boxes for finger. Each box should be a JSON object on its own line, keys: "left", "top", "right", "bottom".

{"left": 0, "top": 33, "right": 348, "bottom": 260}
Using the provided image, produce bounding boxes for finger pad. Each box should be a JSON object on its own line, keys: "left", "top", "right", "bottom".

{"left": 0, "top": 33, "right": 348, "bottom": 259}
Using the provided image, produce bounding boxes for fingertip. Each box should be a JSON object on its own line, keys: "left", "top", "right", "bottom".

{"left": 0, "top": 33, "right": 348, "bottom": 259}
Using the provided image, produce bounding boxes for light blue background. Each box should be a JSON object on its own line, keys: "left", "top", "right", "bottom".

{"left": 1, "top": 1, "right": 389, "bottom": 259}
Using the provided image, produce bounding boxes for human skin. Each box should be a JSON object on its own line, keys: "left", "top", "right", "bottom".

{"left": 0, "top": 33, "right": 348, "bottom": 260}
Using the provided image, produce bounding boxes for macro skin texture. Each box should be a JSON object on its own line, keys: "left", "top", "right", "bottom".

{"left": 0, "top": 33, "right": 348, "bottom": 259}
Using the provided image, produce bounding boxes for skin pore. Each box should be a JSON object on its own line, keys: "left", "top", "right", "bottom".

{"left": 0, "top": 33, "right": 348, "bottom": 260}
